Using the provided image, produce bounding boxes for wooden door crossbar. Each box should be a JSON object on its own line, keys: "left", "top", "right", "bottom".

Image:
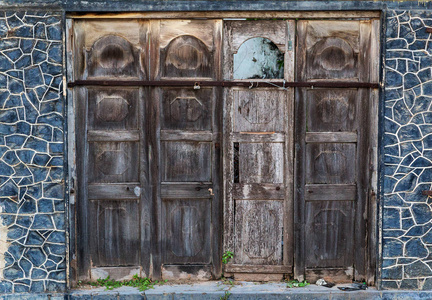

{"left": 68, "top": 80, "right": 379, "bottom": 89}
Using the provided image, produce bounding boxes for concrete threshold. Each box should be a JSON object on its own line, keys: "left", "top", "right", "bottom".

{"left": 2, "top": 281, "right": 432, "bottom": 299}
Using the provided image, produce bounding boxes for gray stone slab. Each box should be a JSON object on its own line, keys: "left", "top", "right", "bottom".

{"left": 92, "top": 291, "right": 119, "bottom": 300}
{"left": 50, "top": 295, "right": 66, "bottom": 300}
{"left": 60, "top": 284, "right": 432, "bottom": 300}
{"left": 0, "top": 294, "right": 50, "bottom": 300}
{"left": 69, "top": 294, "right": 92, "bottom": 300}
{"left": 145, "top": 294, "right": 173, "bottom": 300}
{"left": 117, "top": 286, "right": 145, "bottom": 300}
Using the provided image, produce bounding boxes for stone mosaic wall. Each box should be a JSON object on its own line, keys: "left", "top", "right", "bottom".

{"left": 383, "top": 10, "right": 432, "bottom": 289}
{"left": 0, "top": 12, "right": 65, "bottom": 293}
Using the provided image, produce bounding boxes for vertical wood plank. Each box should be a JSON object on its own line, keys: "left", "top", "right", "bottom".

{"left": 149, "top": 19, "right": 162, "bottom": 279}
{"left": 294, "top": 87, "right": 306, "bottom": 282}
{"left": 367, "top": 88, "right": 379, "bottom": 285}
{"left": 76, "top": 87, "right": 90, "bottom": 280}
{"left": 212, "top": 18, "right": 223, "bottom": 279}
{"left": 284, "top": 88, "right": 294, "bottom": 268}
{"left": 285, "top": 20, "right": 295, "bottom": 82}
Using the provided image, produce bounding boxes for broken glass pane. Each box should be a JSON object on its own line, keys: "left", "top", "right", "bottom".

{"left": 233, "top": 37, "right": 284, "bottom": 79}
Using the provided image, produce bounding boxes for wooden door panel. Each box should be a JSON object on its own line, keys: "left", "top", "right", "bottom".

{"left": 239, "top": 142, "right": 284, "bottom": 184}
{"left": 234, "top": 200, "right": 283, "bottom": 265}
{"left": 307, "top": 89, "right": 357, "bottom": 132}
{"left": 234, "top": 89, "right": 286, "bottom": 132}
{"left": 89, "top": 142, "right": 139, "bottom": 183}
{"left": 305, "top": 201, "right": 354, "bottom": 269}
{"left": 161, "top": 35, "right": 213, "bottom": 78}
{"left": 73, "top": 20, "right": 147, "bottom": 80}
{"left": 161, "top": 141, "right": 212, "bottom": 182}
{"left": 305, "top": 143, "right": 356, "bottom": 184}
{"left": 159, "top": 20, "right": 219, "bottom": 80}
{"left": 88, "top": 88, "right": 138, "bottom": 131}
{"left": 301, "top": 21, "right": 360, "bottom": 81}
{"left": 161, "top": 88, "right": 212, "bottom": 131}
{"left": 90, "top": 200, "right": 140, "bottom": 267}
{"left": 162, "top": 199, "right": 211, "bottom": 264}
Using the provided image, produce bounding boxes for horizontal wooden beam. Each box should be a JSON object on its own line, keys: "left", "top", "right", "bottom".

{"left": 160, "top": 131, "right": 213, "bottom": 142}
{"left": 233, "top": 183, "right": 285, "bottom": 200}
{"left": 87, "top": 130, "right": 140, "bottom": 142}
{"left": 161, "top": 184, "right": 213, "bottom": 198}
{"left": 68, "top": 80, "right": 380, "bottom": 89}
{"left": 233, "top": 132, "right": 285, "bottom": 143}
{"left": 68, "top": 11, "right": 381, "bottom": 19}
{"left": 225, "top": 264, "right": 292, "bottom": 273}
{"left": 305, "top": 132, "right": 357, "bottom": 143}
{"left": 89, "top": 184, "right": 140, "bottom": 200}
{"left": 305, "top": 184, "right": 356, "bottom": 201}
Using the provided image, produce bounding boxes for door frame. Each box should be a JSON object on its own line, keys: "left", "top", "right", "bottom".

{"left": 65, "top": 11, "right": 381, "bottom": 287}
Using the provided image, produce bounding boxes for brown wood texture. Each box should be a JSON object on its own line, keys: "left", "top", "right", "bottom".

{"left": 223, "top": 20, "right": 294, "bottom": 275}
{"left": 71, "top": 16, "right": 378, "bottom": 284}
{"left": 69, "top": 11, "right": 381, "bottom": 20}
{"left": 154, "top": 19, "right": 222, "bottom": 278}
{"left": 295, "top": 19, "right": 378, "bottom": 283}
{"left": 74, "top": 20, "right": 150, "bottom": 280}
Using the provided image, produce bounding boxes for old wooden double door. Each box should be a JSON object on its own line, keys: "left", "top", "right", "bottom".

{"left": 71, "top": 17, "right": 379, "bottom": 283}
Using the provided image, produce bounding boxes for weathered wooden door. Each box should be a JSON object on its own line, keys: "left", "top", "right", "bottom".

{"left": 150, "top": 20, "right": 222, "bottom": 279}
{"left": 73, "top": 20, "right": 151, "bottom": 280}
{"left": 72, "top": 19, "right": 223, "bottom": 281}
{"left": 295, "top": 20, "right": 379, "bottom": 283}
{"left": 223, "top": 20, "right": 295, "bottom": 280}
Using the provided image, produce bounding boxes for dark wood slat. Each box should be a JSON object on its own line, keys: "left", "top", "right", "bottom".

{"left": 87, "top": 130, "right": 140, "bottom": 142}
{"left": 305, "top": 184, "right": 356, "bottom": 201}
{"left": 233, "top": 132, "right": 285, "bottom": 143}
{"left": 161, "top": 184, "right": 213, "bottom": 198}
{"left": 233, "top": 183, "right": 284, "bottom": 200}
{"left": 160, "top": 131, "right": 213, "bottom": 142}
{"left": 149, "top": 19, "right": 162, "bottom": 279}
{"left": 68, "top": 79, "right": 379, "bottom": 89}
{"left": 89, "top": 184, "right": 140, "bottom": 200}
{"left": 305, "top": 132, "right": 357, "bottom": 143}
{"left": 76, "top": 86, "right": 91, "bottom": 279}
{"left": 225, "top": 265, "right": 292, "bottom": 273}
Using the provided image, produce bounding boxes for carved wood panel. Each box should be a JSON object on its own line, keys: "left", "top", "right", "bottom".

{"left": 161, "top": 88, "right": 212, "bottom": 131}
{"left": 88, "top": 88, "right": 138, "bottom": 131}
{"left": 306, "top": 143, "right": 356, "bottom": 185}
{"left": 234, "top": 200, "right": 283, "bottom": 265}
{"left": 73, "top": 20, "right": 147, "bottom": 80}
{"left": 307, "top": 89, "right": 357, "bottom": 132}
